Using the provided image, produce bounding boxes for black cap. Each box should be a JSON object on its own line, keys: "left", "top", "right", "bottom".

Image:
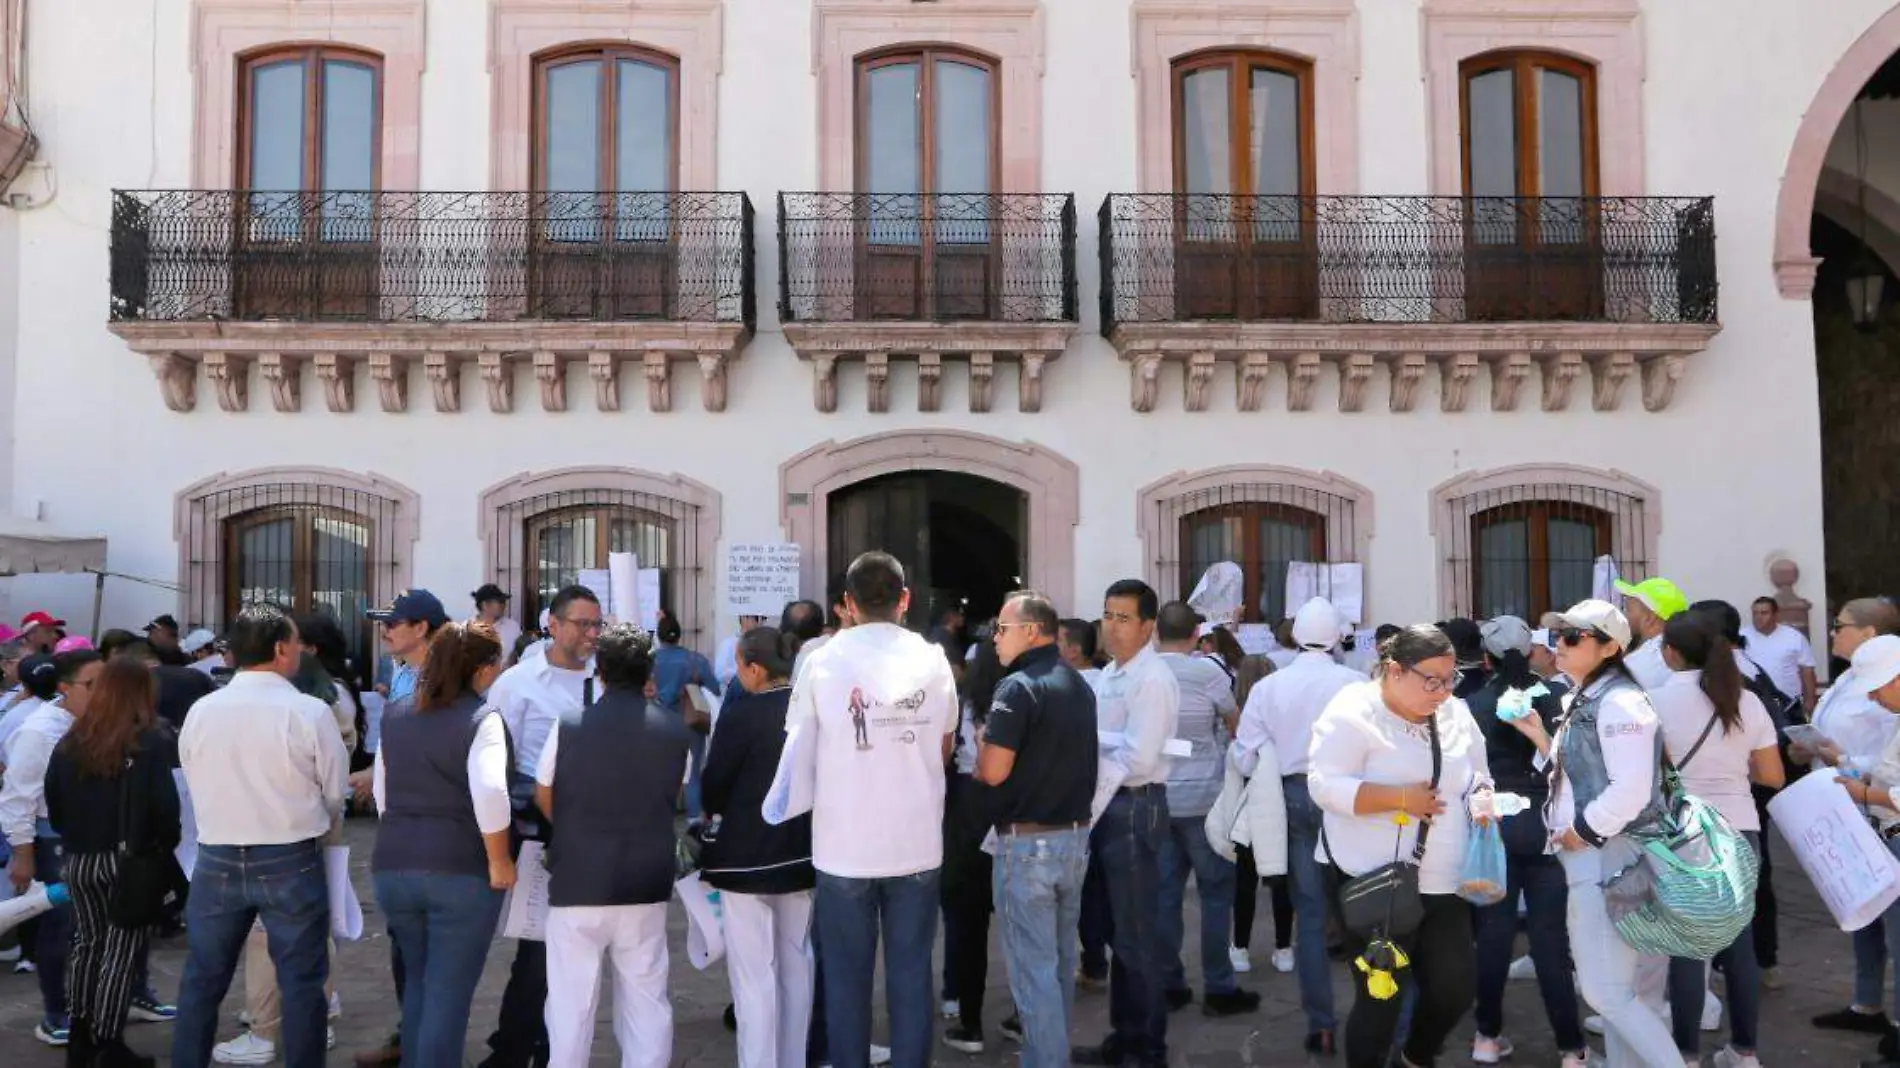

{"left": 471, "top": 583, "right": 511, "bottom": 605}
{"left": 367, "top": 589, "right": 450, "bottom": 630}
{"left": 1438, "top": 617, "right": 1485, "bottom": 668}
{"left": 18, "top": 654, "right": 59, "bottom": 700}
{"left": 144, "top": 614, "right": 180, "bottom": 633}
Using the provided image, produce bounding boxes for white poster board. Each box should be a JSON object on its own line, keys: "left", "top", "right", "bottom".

{"left": 637, "top": 569, "right": 662, "bottom": 632}
{"left": 1284, "top": 562, "right": 1365, "bottom": 625}
{"left": 608, "top": 552, "right": 640, "bottom": 626}
{"left": 575, "top": 569, "right": 614, "bottom": 618}
{"left": 499, "top": 841, "right": 553, "bottom": 941}
{"left": 1768, "top": 771, "right": 1900, "bottom": 931}
{"left": 727, "top": 543, "right": 802, "bottom": 617}
{"left": 1234, "top": 623, "right": 1277, "bottom": 657}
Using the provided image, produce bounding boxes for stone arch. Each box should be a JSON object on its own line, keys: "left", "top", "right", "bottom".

{"left": 1814, "top": 166, "right": 1900, "bottom": 276}
{"left": 1773, "top": 4, "right": 1900, "bottom": 297}
{"left": 780, "top": 430, "right": 1080, "bottom": 615}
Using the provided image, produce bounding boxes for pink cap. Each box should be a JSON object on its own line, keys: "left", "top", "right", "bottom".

{"left": 0, "top": 624, "right": 17, "bottom": 643}
{"left": 52, "top": 635, "right": 93, "bottom": 654}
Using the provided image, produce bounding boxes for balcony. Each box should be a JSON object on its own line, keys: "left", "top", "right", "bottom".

{"left": 775, "top": 192, "right": 1080, "bottom": 413}
{"left": 1097, "top": 194, "right": 1721, "bottom": 413}
{"left": 107, "top": 190, "right": 757, "bottom": 415}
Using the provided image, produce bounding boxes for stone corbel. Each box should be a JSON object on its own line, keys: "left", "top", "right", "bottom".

{"left": 1388, "top": 353, "right": 1428, "bottom": 413}
{"left": 1018, "top": 352, "right": 1048, "bottom": 413}
{"left": 1286, "top": 352, "right": 1322, "bottom": 412}
{"left": 589, "top": 353, "right": 621, "bottom": 412}
{"left": 1489, "top": 353, "right": 1533, "bottom": 412}
{"left": 1184, "top": 351, "right": 1217, "bottom": 412}
{"left": 257, "top": 352, "right": 302, "bottom": 413}
{"left": 1539, "top": 352, "right": 1584, "bottom": 412}
{"left": 202, "top": 352, "right": 249, "bottom": 413}
{"left": 426, "top": 352, "right": 464, "bottom": 413}
{"left": 968, "top": 351, "right": 995, "bottom": 413}
{"left": 864, "top": 353, "right": 891, "bottom": 413}
{"left": 533, "top": 351, "right": 567, "bottom": 413}
{"left": 149, "top": 353, "right": 196, "bottom": 413}
{"left": 1590, "top": 352, "right": 1637, "bottom": 412}
{"left": 1774, "top": 256, "right": 1822, "bottom": 301}
{"left": 1237, "top": 353, "right": 1271, "bottom": 412}
{"left": 1129, "top": 352, "right": 1162, "bottom": 413}
{"left": 1338, "top": 353, "right": 1375, "bottom": 413}
{"left": 1439, "top": 354, "right": 1479, "bottom": 413}
{"left": 644, "top": 352, "right": 673, "bottom": 413}
{"left": 812, "top": 353, "right": 839, "bottom": 413}
{"left": 1641, "top": 354, "right": 1687, "bottom": 412}
{"left": 698, "top": 352, "right": 730, "bottom": 412}
{"left": 370, "top": 353, "right": 408, "bottom": 413}
{"left": 312, "top": 353, "right": 355, "bottom": 414}
{"left": 916, "top": 353, "right": 943, "bottom": 412}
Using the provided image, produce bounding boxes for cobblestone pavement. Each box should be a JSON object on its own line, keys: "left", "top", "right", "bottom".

{"left": 0, "top": 821, "right": 1886, "bottom": 1066}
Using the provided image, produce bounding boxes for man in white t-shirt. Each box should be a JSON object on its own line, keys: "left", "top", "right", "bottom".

{"left": 1746, "top": 597, "right": 1818, "bottom": 713}
{"left": 791, "top": 552, "right": 957, "bottom": 1068}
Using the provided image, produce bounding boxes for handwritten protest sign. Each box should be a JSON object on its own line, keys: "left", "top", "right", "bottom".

{"left": 1769, "top": 771, "right": 1900, "bottom": 931}
{"left": 727, "top": 543, "right": 801, "bottom": 616}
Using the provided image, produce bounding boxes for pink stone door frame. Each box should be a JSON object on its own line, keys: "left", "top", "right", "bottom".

{"left": 1772, "top": 4, "right": 1900, "bottom": 298}
{"left": 779, "top": 430, "right": 1080, "bottom": 615}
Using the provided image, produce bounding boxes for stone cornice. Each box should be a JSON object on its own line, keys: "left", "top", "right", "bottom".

{"left": 110, "top": 320, "right": 751, "bottom": 414}
{"left": 783, "top": 321, "right": 1076, "bottom": 413}
{"left": 1104, "top": 320, "right": 1720, "bottom": 413}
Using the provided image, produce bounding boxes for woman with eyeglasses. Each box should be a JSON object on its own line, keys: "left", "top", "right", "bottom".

{"left": 1504, "top": 599, "right": 1682, "bottom": 1067}
{"left": 1307, "top": 624, "right": 1493, "bottom": 1068}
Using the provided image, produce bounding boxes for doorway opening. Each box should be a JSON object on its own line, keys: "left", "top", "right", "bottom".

{"left": 826, "top": 470, "right": 1026, "bottom": 630}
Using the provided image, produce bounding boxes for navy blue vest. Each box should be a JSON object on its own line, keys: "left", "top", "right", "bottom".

{"left": 372, "top": 691, "right": 492, "bottom": 879}
{"left": 548, "top": 689, "right": 690, "bottom": 907}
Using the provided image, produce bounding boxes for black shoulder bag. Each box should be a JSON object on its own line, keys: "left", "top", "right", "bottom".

{"left": 1323, "top": 714, "right": 1441, "bottom": 941}
{"left": 109, "top": 751, "right": 187, "bottom": 930}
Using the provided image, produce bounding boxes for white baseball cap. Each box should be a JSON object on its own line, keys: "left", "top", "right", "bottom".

{"left": 1291, "top": 598, "right": 1342, "bottom": 650}
{"left": 1556, "top": 599, "right": 1632, "bottom": 650}
{"left": 179, "top": 628, "right": 217, "bottom": 654}
{"left": 1845, "top": 635, "right": 1900, "bottom": 701}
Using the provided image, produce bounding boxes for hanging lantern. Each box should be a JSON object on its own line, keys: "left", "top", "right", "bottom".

{"left": 1847, "top": 267, "right": 1886, "bottom": 330}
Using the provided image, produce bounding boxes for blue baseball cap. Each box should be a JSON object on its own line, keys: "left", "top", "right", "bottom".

{"left": 367, "top": 589, "right": 449, "bottom": 629}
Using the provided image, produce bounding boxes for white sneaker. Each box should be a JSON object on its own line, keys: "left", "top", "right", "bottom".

{"left": 213, "top": 1032, "right": 277, "bottom": 1065}
{"left": 870, "top": 1045, "right": 892, "bottom": 1066}
{"left": 1507, "top": 954, "right": 1536, "bottom": 981}
{"left": 1712, "top": 1048, "right": 1760, "bottom": 1068}
{"left": 940, "top": 999, "right": 959, "bottom": 1020}
{"left": 1702, "top": 989, "right": 1722, "bottom": 1032}
{"left": 13, "top": 958, "right": 35, "bottom": 973}
{"left": 1271, "top": 947, "right": 1295, "bottom": 973}
{"left": 1584, "top": 1014, "right": 1605, "bottom": 1036}
{"left": 1471, "top": 1034, "right": 1514, "bottom": 1064}
{"left": 1229, "top": 945, "right": 1252, "bottom": 973}
{"left": 329, "top": 991, "right": 341, "bottom": 1020}
{"left": 327, "top": 1027, "right": 336, "bottom": 1051}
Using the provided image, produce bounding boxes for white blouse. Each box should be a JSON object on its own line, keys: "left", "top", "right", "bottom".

{"left": 1307, "top": 681, "right": 1492, "bottom": 895}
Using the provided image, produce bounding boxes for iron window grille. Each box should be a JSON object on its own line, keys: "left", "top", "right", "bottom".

{"left": 1151, "top": 481, "right": 1361, "bottom": 625}
{"left": 1442, "top": 481, "right": 1651, "bottom": 622}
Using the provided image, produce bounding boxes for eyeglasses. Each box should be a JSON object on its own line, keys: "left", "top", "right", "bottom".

{"left": 1831, "top": 619, "right": 1857, "bottom": 634}
{"left": 558, "top": 616, "right": 605, "bottom": 632}
{"left": 993, "top": 621, "right": 1037, "bottom": 633}
{"left": 1553, "top": 627, "right": 1606, "bottom": 647}
{"left": 1405, "top": 665, "right": 1462, "bottom": 694}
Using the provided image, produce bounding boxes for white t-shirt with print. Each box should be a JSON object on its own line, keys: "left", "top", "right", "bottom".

{"left": 1651, "top": 671, "right": 1776, "bottom": 832}
{"left": 788, "top": 622, "right": 959, "bottom": 879}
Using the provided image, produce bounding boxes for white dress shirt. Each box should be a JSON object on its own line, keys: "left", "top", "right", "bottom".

{"left": 1093, "top": 645, "right": 1180, "bottom": 789}
{"left": 1549, "top": 678, "right": 1663, "bottom": 879}
{"left": 0, "top": 694, "right": 46, "bottom": 759}
{"left": 715, "top": 634, "right": 742, "bottom": 689}
{"left": 487, "top": 654, "right": 595, "bottom": 778}
{"left": 1625, "top": 639, "right": 1671, "bottom": 692}
{"left": 0, "top": 699, "right": 73, "bottom": 846}
{"left": 1234, "top": 650, "right": 1367, "bottom": 778}
{"left": 178, "top": 670, "right": 350, "bottom": 847}
{"left": 1158, "top": 652, "right": 1237, "bottom": 818}
{"left": 1812, "top": 667, "right": 1900, "bottom": 775}
{"left": 373, "top": 711, "right": 514, "bottom": 835}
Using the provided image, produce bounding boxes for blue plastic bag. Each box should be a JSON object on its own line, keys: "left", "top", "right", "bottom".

{"left": 1457, "top": 821, "right": 1508, "bottom": 906}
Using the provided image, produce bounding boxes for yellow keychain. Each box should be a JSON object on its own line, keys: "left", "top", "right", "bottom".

{"left": 1355, "top": 941, "right": 1411, "bottom": 1000}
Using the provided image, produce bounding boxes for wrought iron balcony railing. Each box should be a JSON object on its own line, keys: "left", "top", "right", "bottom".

{"left": 109, "top": 190, "right": 755, "bottom": 328}
{"left": 1098, "top": 194, "right": 1717, "bottom": 332}
{"left": 777, "top": 193, "right": 1078, "bottom": 325}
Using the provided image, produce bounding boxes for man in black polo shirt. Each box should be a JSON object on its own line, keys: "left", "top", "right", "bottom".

{"left": 976, "top": 591, "right": 1098, "bottom": 1068}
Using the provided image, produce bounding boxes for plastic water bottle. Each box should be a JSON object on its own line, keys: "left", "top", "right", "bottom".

{"left": 1491, "top": 792, "right": 1532, "bottom": 817}
{"left": 0, "top": 882, "right": 67, "bottom": 938}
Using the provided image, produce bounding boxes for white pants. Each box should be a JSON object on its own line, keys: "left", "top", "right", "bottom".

{"left": 544, "top": 903, "right": 672, "bottom": 1068}
{"left": 722, "top": 890, "right": 815, "bottom": 1068}
{"left": 1565, "top": 878, "right": 1685, "bottom": 1068}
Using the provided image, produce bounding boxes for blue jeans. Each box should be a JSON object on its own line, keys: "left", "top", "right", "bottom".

{"left": 685, "top": 727, "right": 707, "bottom": 820}
{"left": 813, "top": 868, "right": 939, "bottom": 1068}
{"left": 172, "top": 842, "right": 330, "bottom": 1068}
{"left": 32, "top": 831, "right": 70, "bottom": 1023}
{"left": 1079, "top": 849, "right": 1112, "bottom": 979}
{"left": 993, "top": 826, "right": 1089, "bottom": 1068}
{"left": 1474, "top": 808, "right": 1584, "bottom": 1053}
{"left": 1155, "top": 814, "right": 1238, "bottom": 996}
{"left": 1670, "top": 831, "right": 1761, "bottom": 1056}
{"left": 1093, "top": 785, "right": 1170, "bottom": 1065}
{"left": 1283, "top": 776, "right": 1338, "bottom": 1034}
{"left": 374, "top": 871, "right": 504, "bottom": 1068}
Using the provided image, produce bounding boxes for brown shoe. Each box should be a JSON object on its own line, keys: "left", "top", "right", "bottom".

{"left": 353, "top": 1035, "right": 400, "bottom": 1067}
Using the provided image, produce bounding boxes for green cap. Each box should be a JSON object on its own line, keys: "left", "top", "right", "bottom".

{"left": 1613, "top": 577, "right": 1688, "bottom": 621}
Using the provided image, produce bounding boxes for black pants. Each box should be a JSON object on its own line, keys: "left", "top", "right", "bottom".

{"left": 941, "top": 773, "right": 994, "bottom": 1031}
{"left": 484, "top": 833, "right": 547, "bottom": 1067}
{"left": 1338, "top": 891, "right": 1475, "bottom": 1068}
{"left": 1232, "top": 845, "right": 1294, "bottom": 952}
{"left": 1079, "top": 847, "right": 1113, "bottom": 978}
{"left": 1752, "top": 796, "right": 1778, "bottom": 968}
{"left": 65, "top": 851, "right": 148, "bottom": 1044}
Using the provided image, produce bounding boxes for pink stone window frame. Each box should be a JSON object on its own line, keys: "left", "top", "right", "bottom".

{"left": 192, "top": 0, "right": 426, "bottom": 189}
{"left": 812, "top": 0, "right": 1046, "bottom": 192}
{"left": 1421, "top": 0, "right": 1644, "bottom": 197}
{"left": 1130, "top": 0, "right": 1359, "bottom": 195}
{"left": 489, "top": 0, "right": 724, "bottom": 192}
{"left": 779, "top": 430, "right": 1080, "bottom": 615}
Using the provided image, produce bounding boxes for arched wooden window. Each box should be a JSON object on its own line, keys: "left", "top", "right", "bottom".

{"left": 1170, "top": 49, "right": 1316, "bottom": 319}
{"left": 853, "top": 46, "right": 999, "bottom": 319}
{"left": 522, "top": 502, "right": 677, "bottom": 625}
{"left": 1180, "top": 503, "right": 1327, "bottom": 624}
{"left": 529, "top": 44, "right": 680, "bottom": 318}
{"left": 235, "top": 45, "right": 383, "bottom": 318}
{"left": 1469, "top": 500, "right": 1611, "bottom": 621}
{"left": 1459, "top": 50, "right": 1601, "bottom": 320}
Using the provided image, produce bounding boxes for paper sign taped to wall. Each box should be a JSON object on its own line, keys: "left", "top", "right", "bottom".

{"left": 576, "top": 569, "right": 613, "bottom": 619}
{"left": 727, "top": 543, "right": 802, "bottom": 617}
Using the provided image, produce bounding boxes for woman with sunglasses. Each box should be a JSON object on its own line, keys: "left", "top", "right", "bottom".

{"left": 1307, "top": 624, "right": 1493, "bottom": 1068}
{"left": 1505, "top": 599, "right": 1683, "bottom": 1067}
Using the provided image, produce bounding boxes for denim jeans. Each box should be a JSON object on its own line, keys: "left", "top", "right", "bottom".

{"left": 374, "top": 871, "right": 505, "bottom": 1068}
{"left": 1473, "top": 808, "right": 1584, "bottom": 1053}
{"left": 1562, "top": 852, "right": 1684, "bottom": 1068}
{"left": 32, "top": 831, "right": 69, "bottom": 1023}
{"left": 173, "top": 841, "right": 330, "bottom": 1068}
{"left": 1282, "top": 776, "right": 1337, "bottom": 1035}
{"left": 1092, "top": 785, "right": 1170, "bottom": 1066}
{"left": 1877, "top": 836, "right": 1900, "bottom": 1021}
{"left": 1862, "top": 915, "right": 1892, "bottom": 1010}
{"left": 993, "top": 826, "right": 1089, "bottom": 1068}
{"left": 684, "top": 727, "right": 708, "bottom": 820}
{"left": 1079, "top": 850, "right": 1112, "bottom": 979}
{"left": 1155, "top": 814, "right": 1238, "bottom": 996}
{"left": 1670, "top": 834, "right": 1761, "bottom": 1056}
{"left": 813, "top": 868, "right": 940, "bottom": 1068}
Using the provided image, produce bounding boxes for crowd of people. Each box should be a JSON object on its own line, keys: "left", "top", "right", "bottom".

{"left": 1, "top": 562, "right": 1899, "bottom": 1068}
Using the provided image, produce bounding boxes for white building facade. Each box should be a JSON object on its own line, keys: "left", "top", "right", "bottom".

{"left": 0, "top": 0, "right": 1887, "bottom": 664}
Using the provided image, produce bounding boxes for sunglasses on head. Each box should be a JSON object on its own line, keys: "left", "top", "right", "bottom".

{"left": 1553, "top": 627, "right": 1606, "bottom": 647}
